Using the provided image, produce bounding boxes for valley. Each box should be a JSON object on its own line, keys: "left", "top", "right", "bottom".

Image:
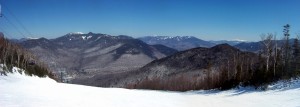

{"left": 1, "top": 0, "right": 300, "bottom": 106}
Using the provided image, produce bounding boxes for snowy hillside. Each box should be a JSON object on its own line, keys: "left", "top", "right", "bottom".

{"left": 1, "top": 72, "right": 300, "bottom": 107}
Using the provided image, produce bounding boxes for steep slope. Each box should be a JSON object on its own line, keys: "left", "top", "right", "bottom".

{"left": 18, "top": 32, "right": 177, "bottom": 79}
{"left": 138, "top": 36, "right": 215, "bottom": 51}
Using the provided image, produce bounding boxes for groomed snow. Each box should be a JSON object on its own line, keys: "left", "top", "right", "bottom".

{"left": 1, "top": 72, "right": 300, "bottom": 107}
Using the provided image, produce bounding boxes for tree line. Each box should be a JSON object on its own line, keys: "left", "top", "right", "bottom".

{"left": 0, "top": 34, "right": 55, "bottom": 78}
{"left": 257, "top": 24, "right": 300, "bottom": 84}
{"left": 127, "top": 24, "right": 300, "bottom": 91}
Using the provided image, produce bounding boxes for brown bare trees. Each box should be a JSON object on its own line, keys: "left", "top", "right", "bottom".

{"left": 260, "top": 33, "right": 274, "bottom": 72}
{"left": 0, "top": 35, "right": 54, "bottom": 78}
{"left": 292, "top": 35, "right": 300, "bottom": 75}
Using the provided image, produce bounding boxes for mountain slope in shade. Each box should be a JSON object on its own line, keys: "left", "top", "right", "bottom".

{"left": 18, "top": 32, "right": 177, "bottom": 80}
{"left": 138, "top": 36, "right": 215, "bottom": 51}
{"left": 72, "top": 44, "right": 257, "bottom": 87}
{"left": 234, "top": 42, "right": 262, "bottom": 52}
{"left": 150, "top": 44, "right": 178, "bottom": 56}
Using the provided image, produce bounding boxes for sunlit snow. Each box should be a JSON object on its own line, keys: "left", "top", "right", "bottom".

{"left": 1, "top": 72, "right": 300, "bottom": 107}
{"left": 68, "top": 32, "right": 84, "bottom": 35}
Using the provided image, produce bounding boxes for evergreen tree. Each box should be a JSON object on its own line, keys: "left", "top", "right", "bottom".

{"left": 283, "top": 24, "right": 291, "bottom": 74}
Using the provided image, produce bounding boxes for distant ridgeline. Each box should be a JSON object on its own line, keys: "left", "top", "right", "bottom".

{"left": 0, "top": 33, "right": 55, "bottom": 79}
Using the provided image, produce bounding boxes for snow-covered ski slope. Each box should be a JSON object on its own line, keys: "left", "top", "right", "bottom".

{"left": 1, "top": 72, "right": 300, "bottom": 107}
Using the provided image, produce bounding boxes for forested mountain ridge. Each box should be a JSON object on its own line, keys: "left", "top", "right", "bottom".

{"left": 73, "top": 44, "right": 259, "bottom": 90}
{"left": 17, "top": 32, "right": 178, "bottom": 81}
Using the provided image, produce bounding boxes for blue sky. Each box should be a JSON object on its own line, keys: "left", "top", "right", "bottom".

{"left": 0, "top": 0, "right": 300, "bottom": 41}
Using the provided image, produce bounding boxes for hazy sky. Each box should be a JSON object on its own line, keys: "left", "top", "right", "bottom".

{"left": 0, "top": 0, "right": 300, "bottom": 41}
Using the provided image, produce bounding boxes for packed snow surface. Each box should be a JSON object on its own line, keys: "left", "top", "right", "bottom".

{"left": 1, "top": 72, "right": 300, "bottom": 107}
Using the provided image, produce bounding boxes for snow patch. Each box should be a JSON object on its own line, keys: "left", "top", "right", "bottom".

{"left": 82, "top": 36, "right": 86, "bottom": 40}
{"left": 1, "top": 71, "right": 300, "bottom": 107}
{"left": 87, "top": 35, "right": 92, "bottom": 39}
{"left": 68, "top": 32, "right": 84, "bottom": 35}
{"left": 233, "top": 39, "right": 248, "bottom": 42}
{"left": 26, "top": 37, "right": 40, "bottom": 40}
{"left": 267, "top": 78, "right": 300, "bottom": 90}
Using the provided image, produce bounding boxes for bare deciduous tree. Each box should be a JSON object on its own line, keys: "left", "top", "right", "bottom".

{"left": 260, "top": 33, "right": 274, "bottom": 72}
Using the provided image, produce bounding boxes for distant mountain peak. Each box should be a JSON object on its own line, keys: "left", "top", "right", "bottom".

{"left": 210, "top": 39, "right": 250, "bottom": 46}
{"left": 232, "top": 39, "right": 248, "bottom": 42}
{"left": 25, "top": 37, "right": 41, "bottom": 40}
{"left": 87, "top": 32, "right": 94, "bottom": 35}
{"left": 67, "top": 32, "right": 84, "bottom": 35}
{"left": 138, "top": 36, "right": 215, "bottom": 50}
{"left": 117, "top": 35, "right": 133, "bottom": 39}
{"left": 145, "top": 36, "right": 194, "bottom": 40}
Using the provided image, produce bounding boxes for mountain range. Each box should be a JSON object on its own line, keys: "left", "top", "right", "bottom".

{"left": 209, "top": 40, "right": 247, "bottom": 46}
{"left": 72, "top": 43, "right": 258, "bottom": 89}
{"left": 138, "top": 36, "right": 297, "bottom": 53}
{"left": 137, "top": 36, "right": 263, "bottom": 52}
{"left": 18, "top": 32, "right": 177, "bottom": 79}
{"left": 16, "top": 33, "right": 278, "bottom": 83}
{"left": 138, "top": 36, "right": 215, "bottom": 51}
